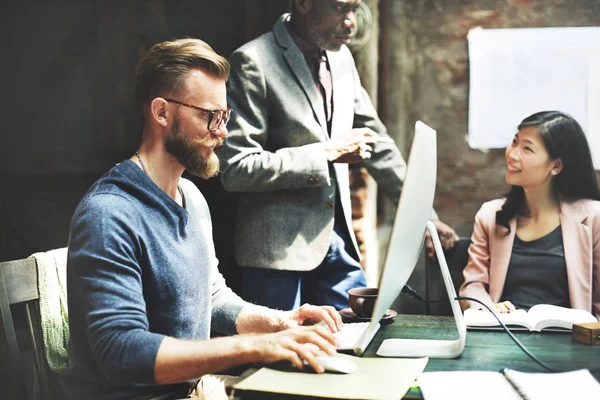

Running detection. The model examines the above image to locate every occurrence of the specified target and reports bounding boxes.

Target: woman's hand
[488,300,516,313]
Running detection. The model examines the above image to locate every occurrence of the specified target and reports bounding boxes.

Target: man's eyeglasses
[164,98,232,132]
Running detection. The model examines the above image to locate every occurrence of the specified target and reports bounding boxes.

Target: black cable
[455,296,557,372]
[401,285,600,374]
[401,284,447,304]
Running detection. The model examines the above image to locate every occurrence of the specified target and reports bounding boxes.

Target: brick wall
[380,0,600,237]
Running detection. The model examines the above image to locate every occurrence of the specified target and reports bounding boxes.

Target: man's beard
[165,117,220,179]
[308,28,338,51]
[307,22,351,52]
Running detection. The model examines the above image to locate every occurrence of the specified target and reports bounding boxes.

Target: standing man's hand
[424,220,460,261]
[324,128,378,164]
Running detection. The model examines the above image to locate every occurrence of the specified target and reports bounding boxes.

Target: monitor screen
[369,120,466,358]
[371,121,437,323]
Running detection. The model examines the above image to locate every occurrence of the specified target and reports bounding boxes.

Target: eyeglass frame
[164,98,232,132]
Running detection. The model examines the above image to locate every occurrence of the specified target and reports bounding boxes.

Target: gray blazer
[217,14,407,272]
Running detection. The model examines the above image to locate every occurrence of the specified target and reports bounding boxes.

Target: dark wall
[3,0,599,287]
[0,1,289,292]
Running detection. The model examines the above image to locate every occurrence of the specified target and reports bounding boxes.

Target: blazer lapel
[560,201,592,309]
[489,219,516,302]
[273,15,329,139]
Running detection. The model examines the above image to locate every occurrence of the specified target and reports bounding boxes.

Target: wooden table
[233,314,600,399]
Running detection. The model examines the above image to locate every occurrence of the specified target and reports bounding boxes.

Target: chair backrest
[426,237,471,316]
[0,256,65,400]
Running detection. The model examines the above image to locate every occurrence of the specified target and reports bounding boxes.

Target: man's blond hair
[135,38,229,110]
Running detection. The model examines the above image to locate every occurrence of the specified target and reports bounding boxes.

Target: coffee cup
[348,287,378,318]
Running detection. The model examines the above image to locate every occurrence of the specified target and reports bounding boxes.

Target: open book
[418,369,600,400]
[464,304,597,332]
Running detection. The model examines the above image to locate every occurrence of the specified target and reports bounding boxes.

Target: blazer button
[308,177,320,184]
[325,201,333,209]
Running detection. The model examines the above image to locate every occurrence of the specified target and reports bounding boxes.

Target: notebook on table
[418,368,600,400]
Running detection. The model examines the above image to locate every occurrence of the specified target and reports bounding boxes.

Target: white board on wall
[467,26,600,169]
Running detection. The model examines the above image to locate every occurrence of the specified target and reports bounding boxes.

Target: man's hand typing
[283,303,343,333]
[236,303,343,334]
[246,325,338,374]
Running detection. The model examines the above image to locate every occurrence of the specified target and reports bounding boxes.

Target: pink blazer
[459,198,600,319]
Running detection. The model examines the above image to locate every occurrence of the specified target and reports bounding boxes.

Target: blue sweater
[61,161,246,399]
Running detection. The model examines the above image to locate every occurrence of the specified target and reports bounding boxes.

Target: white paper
[588,51,600,169]
[418,371,521,400]
[467,27,600,169]
[505,368,600,399]
[418,369,600,400]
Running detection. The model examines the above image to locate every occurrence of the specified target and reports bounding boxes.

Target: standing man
[61,38,342,400]
[217,0,458,311]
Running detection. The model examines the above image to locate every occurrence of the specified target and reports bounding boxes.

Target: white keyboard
[334,322,370,350]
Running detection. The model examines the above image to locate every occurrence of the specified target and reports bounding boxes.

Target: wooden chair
[0,256,65,400]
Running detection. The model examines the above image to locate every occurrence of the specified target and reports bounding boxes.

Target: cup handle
[356,298,365,317]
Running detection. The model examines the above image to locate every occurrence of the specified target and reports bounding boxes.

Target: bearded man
[62,38,342,400]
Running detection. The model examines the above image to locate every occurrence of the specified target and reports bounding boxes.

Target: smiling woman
[504,126,561,190]
[459,111,600,320]
[498,111,600,232]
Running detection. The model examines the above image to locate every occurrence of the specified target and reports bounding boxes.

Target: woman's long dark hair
[496,111,600,232]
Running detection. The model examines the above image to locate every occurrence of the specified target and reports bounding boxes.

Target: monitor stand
[376,221,467,358]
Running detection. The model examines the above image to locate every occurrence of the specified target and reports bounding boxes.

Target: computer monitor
[367,121,466,358]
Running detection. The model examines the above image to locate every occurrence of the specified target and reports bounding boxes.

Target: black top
[501,225,570,310]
